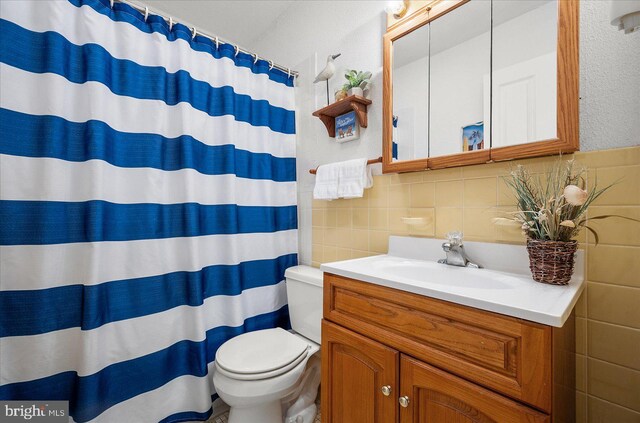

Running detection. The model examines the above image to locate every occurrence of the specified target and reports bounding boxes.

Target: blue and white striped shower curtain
[0,0,297,421]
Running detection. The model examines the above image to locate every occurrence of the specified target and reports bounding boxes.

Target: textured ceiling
[141,0,297,49]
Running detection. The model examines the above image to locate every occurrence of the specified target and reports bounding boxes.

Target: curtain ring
[169,17,173,32]
[234,45,240,57]
[269,60,274,71]
[214,37,219,50]
[110,0,114,8]
[287,68,291,78]
[253,54,258,65]
[144,6,149,22]
[191,27,197,40]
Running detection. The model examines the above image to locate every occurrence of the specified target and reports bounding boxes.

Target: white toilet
[212,265,323,423]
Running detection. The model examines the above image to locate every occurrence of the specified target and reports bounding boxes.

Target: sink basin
[371,259,517,290]
[320,236,585,327]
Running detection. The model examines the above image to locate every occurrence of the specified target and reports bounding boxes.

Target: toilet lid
[215,328,309,376]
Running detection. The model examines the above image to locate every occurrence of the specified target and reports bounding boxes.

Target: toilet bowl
[212,265,323,423]
[213,329,320,423]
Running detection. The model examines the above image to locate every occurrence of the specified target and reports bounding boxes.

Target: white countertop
[320,236,585,327]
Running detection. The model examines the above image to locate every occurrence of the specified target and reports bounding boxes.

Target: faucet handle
[445,231,463,245]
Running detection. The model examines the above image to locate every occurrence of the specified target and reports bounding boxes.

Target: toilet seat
[215,328,310,380]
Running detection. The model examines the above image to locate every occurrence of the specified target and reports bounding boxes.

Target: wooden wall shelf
[312,95,372,138]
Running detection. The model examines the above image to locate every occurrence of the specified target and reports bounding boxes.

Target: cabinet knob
[381,385,392,396]
[399,396,410,408]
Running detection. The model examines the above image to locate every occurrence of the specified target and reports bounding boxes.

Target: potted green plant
[343,69,372,97]
[498,159,636,285]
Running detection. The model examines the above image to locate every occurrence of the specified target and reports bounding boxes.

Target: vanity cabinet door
[399,355,549,423]
[322,320,399,423]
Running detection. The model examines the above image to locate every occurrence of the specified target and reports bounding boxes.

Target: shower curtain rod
[112,0,299,78]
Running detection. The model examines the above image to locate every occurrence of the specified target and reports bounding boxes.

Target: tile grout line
[587,355,640,374]
[585,393,640,415]
[584,170,591,423]
[585,317,640,332]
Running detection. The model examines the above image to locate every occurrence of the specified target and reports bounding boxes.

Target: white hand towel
[313,162,340,200]
[337,158,373,199]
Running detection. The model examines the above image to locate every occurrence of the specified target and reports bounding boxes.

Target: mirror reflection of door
[491,0,558,147]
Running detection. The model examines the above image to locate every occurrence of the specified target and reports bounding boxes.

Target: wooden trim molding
[428,149,491,170]
[382,0,580,174]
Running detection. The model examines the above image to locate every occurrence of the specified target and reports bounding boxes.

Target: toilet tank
[285,265,323,344]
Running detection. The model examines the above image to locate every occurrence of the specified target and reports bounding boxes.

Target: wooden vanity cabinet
[322,320,398,422]
[400,356,549,423]
[321,273,576,423]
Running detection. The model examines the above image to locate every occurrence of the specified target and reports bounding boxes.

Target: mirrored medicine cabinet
[382,0,579,173]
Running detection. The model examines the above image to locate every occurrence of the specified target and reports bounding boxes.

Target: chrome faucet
[437,232,482,268]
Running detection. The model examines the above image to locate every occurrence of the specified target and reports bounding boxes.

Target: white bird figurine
[313,53,341,83]
[314,53,341,105]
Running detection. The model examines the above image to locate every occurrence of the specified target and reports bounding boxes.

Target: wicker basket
[526,239,578,285]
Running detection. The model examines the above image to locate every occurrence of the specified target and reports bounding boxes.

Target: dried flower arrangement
[497,159,636,284]
[499,159,611,243]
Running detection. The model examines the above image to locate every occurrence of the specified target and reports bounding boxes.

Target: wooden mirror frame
[382,0,579,173]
